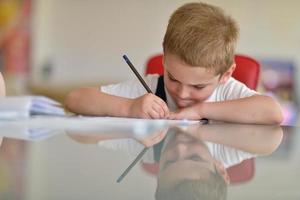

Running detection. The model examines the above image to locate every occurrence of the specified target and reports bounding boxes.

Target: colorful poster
[259,58,298,125]
[0,0,31,94]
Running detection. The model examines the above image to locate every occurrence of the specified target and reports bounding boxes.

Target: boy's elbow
[267,97,284,125]
[274,109,284,125]
[270,111,284,125]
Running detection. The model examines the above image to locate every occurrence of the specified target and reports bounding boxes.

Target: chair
[142,53,260,184]
[141,158,254,185]
[145,54,260,90]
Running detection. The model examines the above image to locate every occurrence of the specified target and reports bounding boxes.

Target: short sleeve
[100,74,160,99]
[220,77,258,101]
[206,142,256,168]
[98,139,155,162]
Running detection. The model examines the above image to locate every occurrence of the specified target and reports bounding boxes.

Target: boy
[65,2,283,124]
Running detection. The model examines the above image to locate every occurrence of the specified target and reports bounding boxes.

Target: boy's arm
[67,128,167,147]
[184,124,283,155]
[64,87,169,118]
[169,95,283,124]
[65,87,132,117]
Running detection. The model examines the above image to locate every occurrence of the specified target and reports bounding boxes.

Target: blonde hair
[156,171,227,200]
[163,2,239,75]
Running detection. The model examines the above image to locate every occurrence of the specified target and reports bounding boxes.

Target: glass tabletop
[0,116,299,200]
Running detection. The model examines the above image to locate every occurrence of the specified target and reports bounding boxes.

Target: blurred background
[1,1,300,199]
[0,0,299,124]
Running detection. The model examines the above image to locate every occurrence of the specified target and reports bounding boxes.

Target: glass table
[0,116,299,200]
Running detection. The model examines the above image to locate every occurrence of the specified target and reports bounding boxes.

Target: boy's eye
[188,154,203,161]
[194,85,205,90]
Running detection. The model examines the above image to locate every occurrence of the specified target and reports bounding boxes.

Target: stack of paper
[0,96,66,120]
[0,123,62,141]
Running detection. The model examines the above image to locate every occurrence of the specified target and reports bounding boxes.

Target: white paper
[0,96,66,120]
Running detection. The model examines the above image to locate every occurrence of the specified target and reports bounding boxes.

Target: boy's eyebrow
[167,71,177,81]
[166,71,211,87]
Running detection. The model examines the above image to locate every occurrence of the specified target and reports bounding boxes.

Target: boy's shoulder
[100,74,161,98]
[207,77,258,102]
[144,73,161,91]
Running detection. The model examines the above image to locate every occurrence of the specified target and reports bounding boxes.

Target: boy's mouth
[175,98,195,108]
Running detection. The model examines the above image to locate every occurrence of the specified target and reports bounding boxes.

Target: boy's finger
[152,101,166,118]
[149,109,162,119]
[161,103,170,118]
[154,96,169,109]
[168,112,177,119]
[154,99,169,117]
[152,103,165,118]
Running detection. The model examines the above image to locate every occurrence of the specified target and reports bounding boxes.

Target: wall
[31,0,300,94]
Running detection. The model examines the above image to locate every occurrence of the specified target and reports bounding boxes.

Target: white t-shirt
[97,138,255,168]
[101,74,257,112]
[99,75,257,167]
[205,142,255,168]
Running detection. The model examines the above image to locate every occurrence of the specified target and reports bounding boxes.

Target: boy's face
[163,54,232,108]
[158,130,228,186]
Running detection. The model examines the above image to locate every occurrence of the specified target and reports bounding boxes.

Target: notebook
[0,96,66,120]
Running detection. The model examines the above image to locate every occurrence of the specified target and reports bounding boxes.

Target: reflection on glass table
[1,116,298,200]
[67,122,283,200]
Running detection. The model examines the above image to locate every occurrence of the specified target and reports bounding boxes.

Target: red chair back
[141,158,255,185]
[145,54,260,90]
[233,55,260,90]
[145,54,164,75]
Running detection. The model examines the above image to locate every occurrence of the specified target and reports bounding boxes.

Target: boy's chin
[176,101,194,108]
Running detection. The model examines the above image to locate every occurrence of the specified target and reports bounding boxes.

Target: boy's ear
[219,63,236,84]
[162,54,167,74]
[215,160,230,185]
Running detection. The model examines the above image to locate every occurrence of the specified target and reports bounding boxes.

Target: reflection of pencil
[117,55,152,183]
[117,147,148,183]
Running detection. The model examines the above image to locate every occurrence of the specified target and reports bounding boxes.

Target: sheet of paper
[0,96,66,120]
[0,116,202,141]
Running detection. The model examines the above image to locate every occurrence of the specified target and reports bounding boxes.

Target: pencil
[123,55,153,93]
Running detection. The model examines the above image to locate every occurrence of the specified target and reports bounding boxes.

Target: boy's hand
[168,104,202,120]
[129,93,169,119]
[136,128,168,147]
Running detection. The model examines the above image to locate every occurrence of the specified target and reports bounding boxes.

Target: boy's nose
[177,85,190,99]
[174,143,188,160]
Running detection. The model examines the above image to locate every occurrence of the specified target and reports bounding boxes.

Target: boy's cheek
[165,82,177,94]
[166,82,214,103]
[193,86,217,101]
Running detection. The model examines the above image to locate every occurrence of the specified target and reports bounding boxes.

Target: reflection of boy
[65,2,282,124]
[156,128,232,200]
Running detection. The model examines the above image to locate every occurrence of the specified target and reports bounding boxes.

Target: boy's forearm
[187,124,283,154]
[65,87,132,117]
[200,95,283,124]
